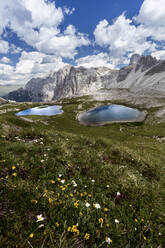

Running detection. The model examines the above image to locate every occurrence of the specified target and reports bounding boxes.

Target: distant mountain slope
[4,54,165,102]
[0,97,8,104]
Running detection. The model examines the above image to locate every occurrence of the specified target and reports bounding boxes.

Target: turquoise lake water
[16,105,64,116]
[78,105,145,126]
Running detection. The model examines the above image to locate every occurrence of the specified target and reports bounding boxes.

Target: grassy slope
[0,97,165,248]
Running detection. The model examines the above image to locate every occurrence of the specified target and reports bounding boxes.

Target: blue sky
[0,0,165,85]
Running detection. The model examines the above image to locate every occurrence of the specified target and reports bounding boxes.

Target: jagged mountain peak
[129,53,159,72]
[4,54,165,102]
[129,54,141,65]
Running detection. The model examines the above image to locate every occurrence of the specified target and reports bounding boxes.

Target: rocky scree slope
[5,54,165,102]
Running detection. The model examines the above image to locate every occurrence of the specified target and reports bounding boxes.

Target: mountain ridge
[4,54,165,102]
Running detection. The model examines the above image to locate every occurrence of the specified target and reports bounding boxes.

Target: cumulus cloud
[135,0,165,41]
[0,63,14,82]
[36,25,90,58]
[76,53,116,69]
[0,56,10,64]
[94,0,165,66]
[0,40,9,53]
[135,0,165,27]
[0,0,89,58]
[94,14,156,64]
[0,51,68,85]
[10,44,22,54]
[151,50,165,60]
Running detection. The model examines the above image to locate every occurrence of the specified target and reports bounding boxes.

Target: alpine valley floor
[0,95,165,247]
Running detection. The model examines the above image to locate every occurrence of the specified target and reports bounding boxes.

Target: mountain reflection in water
[16,105,63,116]
[78,105,145,126]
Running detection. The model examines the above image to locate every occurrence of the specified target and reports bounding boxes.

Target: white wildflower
[36,214,44,222]
[38,224,44,228]
[94,203,101,209]
[85,202,90,208]
[106,237,112,244]
[72,180,77,187]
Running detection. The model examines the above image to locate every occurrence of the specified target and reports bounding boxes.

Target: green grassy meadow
[0,97,165,247]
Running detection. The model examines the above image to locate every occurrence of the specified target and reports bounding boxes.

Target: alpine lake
[16,105,64,116]
[16,104,146,126]
[78,104,146,126]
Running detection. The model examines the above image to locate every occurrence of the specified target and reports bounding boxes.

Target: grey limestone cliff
[4,54,165,102]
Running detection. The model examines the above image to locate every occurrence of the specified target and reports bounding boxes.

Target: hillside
[0,96,165,247]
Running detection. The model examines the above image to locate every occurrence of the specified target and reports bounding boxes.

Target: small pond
[16,105,64,116]
[78,105,146,126]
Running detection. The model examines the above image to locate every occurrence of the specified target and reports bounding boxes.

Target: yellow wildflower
[143,236,147,240]
[135,218,138,223]
[106,224,110,228]
[69,225,80,235]
[104,208,108,212]
[48,198,53,204]
[50,180,55,184]
[84,233,90,240]
[60,186,66,191]
[29,233,34,238]
[74,201,79,208]
[12,166,16,170]
[70,193,73,197]
[79,212,83,216]
[98,218,104,224]
[31,200,38,204]
[12,173,17,177]
[56,222,59,227]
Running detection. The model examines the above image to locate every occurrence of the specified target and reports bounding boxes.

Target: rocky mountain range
[4,54,165,102]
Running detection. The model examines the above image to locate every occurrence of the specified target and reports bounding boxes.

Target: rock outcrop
[0,97,8,104]
[4,54,165,102]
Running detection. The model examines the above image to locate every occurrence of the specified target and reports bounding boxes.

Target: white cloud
[135,0,165,27]
[0,56,10,64]
[15,51,67,75]
[76,53,115,68]
[135,0,165,41]
[0,40,9,53]
[10,44,22,54]
[94,14,156,64]
[0,63,14,81]
[0,0,89,59]
[64,7,75,15]
[36,25,90,58]
[151,50,165,60]
[94,0,165,65]
[1,51,67,85]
